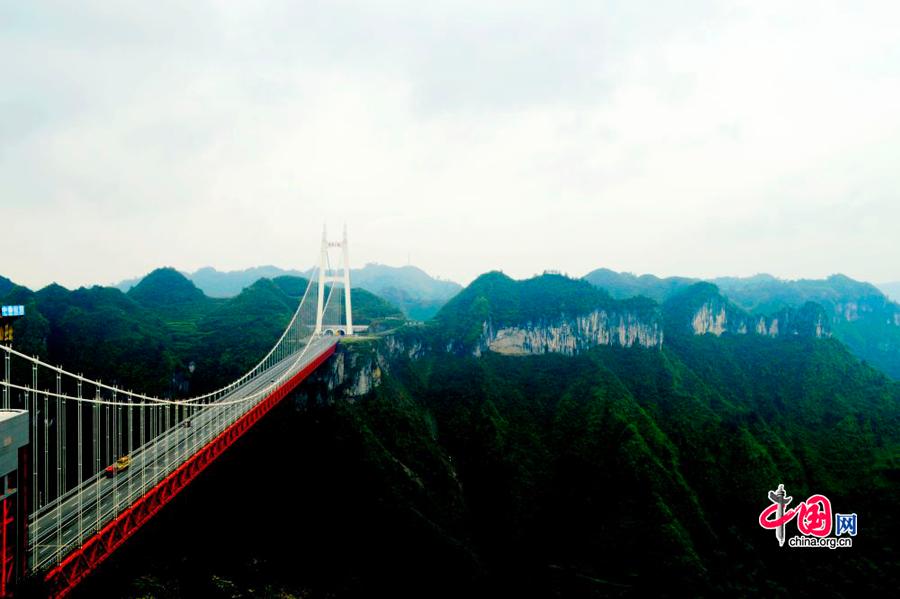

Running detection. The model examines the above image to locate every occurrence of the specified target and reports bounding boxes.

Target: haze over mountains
[116,263,462,321]
[11,262,900,380]
[880,281,900,302]
[584,268,900,379]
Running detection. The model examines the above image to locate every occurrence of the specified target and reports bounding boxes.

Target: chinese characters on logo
[835,513,858,537]
[758,484,855,548]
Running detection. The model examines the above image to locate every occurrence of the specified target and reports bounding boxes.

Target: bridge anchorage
[0,227,355,598]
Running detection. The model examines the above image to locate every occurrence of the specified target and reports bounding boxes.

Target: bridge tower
[315,225,354,336]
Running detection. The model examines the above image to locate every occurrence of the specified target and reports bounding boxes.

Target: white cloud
[1,1,898,289]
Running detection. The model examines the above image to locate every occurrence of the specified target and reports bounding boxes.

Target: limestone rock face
[687,299,830,339]
[381,333,425,360]
[691,303,728,336]
[295,345,384,406]
[476,308,663,357]
[328,349,379,397]
[836,301,860,322]
[831,295,900,331]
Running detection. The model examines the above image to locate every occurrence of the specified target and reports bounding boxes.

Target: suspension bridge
[0,227,357,597]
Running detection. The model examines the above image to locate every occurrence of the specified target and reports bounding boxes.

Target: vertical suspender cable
[93,391,100,536]
[60,372,66,500]
[105,402,110,520]
[179,403,184,464]
[139,401,145,496]
[111,390,117,519]
[128,394,133,502]
[4,243,324,574]
[164,406,169,472]
[151,405,157,478]
[29,362,37,568]
[55,371,62,564]
[43,392,48,511]
[77,379,83,546]
[175,403,179,467]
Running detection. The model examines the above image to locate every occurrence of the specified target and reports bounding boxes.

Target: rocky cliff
[293,343,385,405]
[475,308,663,356]
[689,302,829,339]
[431,271,665,357]
[308,277,841,404]
[833,296,900,327]
[667,283,831,340]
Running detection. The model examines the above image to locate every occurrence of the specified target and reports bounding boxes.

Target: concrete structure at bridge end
[0,410,28,597]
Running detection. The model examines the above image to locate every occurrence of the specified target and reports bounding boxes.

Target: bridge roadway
[30,336,337,572]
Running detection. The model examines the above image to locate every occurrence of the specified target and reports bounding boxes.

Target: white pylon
[315,224,354,336]
[341,224,354,334]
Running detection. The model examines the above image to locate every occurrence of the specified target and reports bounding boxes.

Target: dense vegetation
[346,335,898,596]
[582,267,696,302]
[5,269,897,597]
[0,269,402,395]
[69,332,899,598]
[434,272,658,348]
[0,274,14,298]
[659,281,831,340]
[584,269,900,379]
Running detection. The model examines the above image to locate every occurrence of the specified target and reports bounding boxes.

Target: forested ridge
[4,270,896,598]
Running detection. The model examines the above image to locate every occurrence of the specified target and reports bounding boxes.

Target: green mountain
[582,267,695,302]
[1,270,403,395]
[71,270,899,598]
[126,268,224,352]
[583,268,892,310]
[714,272,884,312]
[323,273,896,595]
[271,275,312,298]
[188,278,299,391]
[584,269,900,379]
[662,281,831,339]
[269,274,401,323]
[335,336,898,596]
[128,267,207,306]
[182,265,307,298]
[433,271,661,352]
[0,275,14,298]
[351,263,462,320]
[117,263,461,321]
[1,282,177,393]
[437,271,615,328]
[427,272,829,359]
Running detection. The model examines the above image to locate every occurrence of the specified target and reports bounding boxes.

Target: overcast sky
[2,1,899,290]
